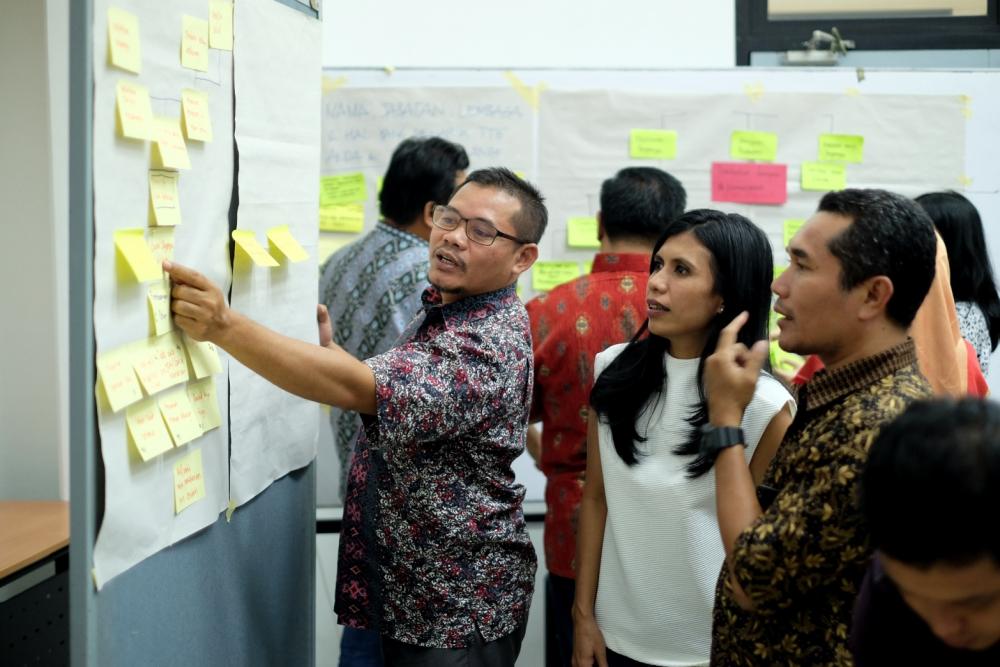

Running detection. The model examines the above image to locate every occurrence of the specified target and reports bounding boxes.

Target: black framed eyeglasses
[432,205,533,247]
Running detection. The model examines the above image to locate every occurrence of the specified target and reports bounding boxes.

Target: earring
[718,305,725,314]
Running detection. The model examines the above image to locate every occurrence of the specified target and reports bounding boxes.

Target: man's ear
[511,243,539,277]
[858,275,894,321]
[421,201,435,229]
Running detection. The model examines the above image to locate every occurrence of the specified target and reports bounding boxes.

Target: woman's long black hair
[589,209,773,477]
[916,191,1000,351]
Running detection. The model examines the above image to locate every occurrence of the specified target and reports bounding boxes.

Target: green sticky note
[782,220,805,247]
[801,162,847,192]
[730,130,778,161]
[319,203,364,233]
[818,134,864,163]
[532,261,581,292]
[567,216,600,249]
[376,176,384,195]
[320,173,367,207]
[770,340,804,376]
[629,129,677,159]
[773,264,787,280]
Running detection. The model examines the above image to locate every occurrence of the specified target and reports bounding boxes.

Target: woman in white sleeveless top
[572,210,794,667]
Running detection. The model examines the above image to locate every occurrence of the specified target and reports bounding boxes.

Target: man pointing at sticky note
[165,168,545,666]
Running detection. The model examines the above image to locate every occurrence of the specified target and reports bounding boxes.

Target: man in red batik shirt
[525,167,686,667]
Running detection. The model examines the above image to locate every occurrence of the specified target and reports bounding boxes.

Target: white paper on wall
[229,0,322,507]
[92,0,233,588]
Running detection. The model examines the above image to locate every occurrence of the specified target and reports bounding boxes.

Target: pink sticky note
[711,162,788,205]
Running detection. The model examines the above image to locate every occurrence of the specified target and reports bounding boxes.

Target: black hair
[458,167,548,243]
[818,189,936,328]
[862,398,1000,567]
[379,137,469,226]
[599,167,686,243]
[589,209,773,476]
[916,191,1000,351]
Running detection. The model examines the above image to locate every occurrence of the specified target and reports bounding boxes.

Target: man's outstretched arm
[165,260,376,414]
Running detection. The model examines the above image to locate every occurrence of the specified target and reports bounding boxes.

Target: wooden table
[0,500,69,580]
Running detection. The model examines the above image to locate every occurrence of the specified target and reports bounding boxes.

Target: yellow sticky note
[183,336,223,379]
[96,345,144,412]
[181,89,212,142]
[232,230,279,267]
[320,173,367,207]
[730,130,778,162]
[818,134,864,163]
[146,227,175,266]
[180,16,209,73]
[149,170,181,226]
[131,332,190,396]
[187,377,222,433]
[208,1,234,51]
[801,162,847,192]
[115,229,163,283]
[319,234,355,264]
[116,80,154,140]
[783,219,805,247]
[126,397,174,461]
[567,217,600,249]
[532,261,581,292]
[319,204,365,233]
[267,225,309,263]
[158,387,202,447]
[107,7,142,74]
[174,449,206,513]
[629,129,677,160]
[153,117,191,170]
[147,284,173,336]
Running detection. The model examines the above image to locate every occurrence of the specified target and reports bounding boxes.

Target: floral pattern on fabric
[710,339,932,667]
[524,252,650,578]
[335,285,537,648]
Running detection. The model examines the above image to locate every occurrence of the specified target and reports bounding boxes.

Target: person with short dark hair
[166,167,547,666]
[916,191,1000,374]
[318,136,469,666]
[852,398,1000,665]
[573,210,793,667]
[524,167,685,667]
[704,189,937,666]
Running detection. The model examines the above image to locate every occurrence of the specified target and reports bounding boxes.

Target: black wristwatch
[699,424,746,458]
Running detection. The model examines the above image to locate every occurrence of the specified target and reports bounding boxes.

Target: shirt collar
[802,338,918,411]
[590,252,650,274]
[420,284,520,329]
[376,220,429,245]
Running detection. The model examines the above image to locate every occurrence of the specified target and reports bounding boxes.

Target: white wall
[0,0,67,501]
[322,0,736,69]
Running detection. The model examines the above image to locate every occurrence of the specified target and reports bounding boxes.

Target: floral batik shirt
[524,252,649,579]
[319,221,429,503]
[335,285,538,648]
[710,339,931,667]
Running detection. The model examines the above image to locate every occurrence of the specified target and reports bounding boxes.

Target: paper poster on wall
[229,0,321,508]
[91,0,233,589]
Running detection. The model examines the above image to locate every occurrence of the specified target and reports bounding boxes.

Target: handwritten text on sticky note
[629,129,677,160]
[149,170,181,226]
[532,261,582,292]
[320,173,367,207]
[187,377,222,433]
[209,1,234,50]
[116,81,154,140]
[97,346,144,412]
[158,387,202,447]
[730,130,778,162]
[567,217,600,249]
[818,134,864,163]
[782,219,805,247]
[174,449,206,513]
[711,162,787,205]
[801,162,847,192]
[108,7,142,74]
[183,336,223,379]
[147,284,173,336]
[181,16,209,72]
[153,117,191,170]
[126,397,174,461]
[181,89,212,142]
[131,332,190,396]
[319,204,365,233]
